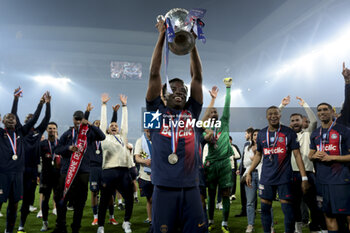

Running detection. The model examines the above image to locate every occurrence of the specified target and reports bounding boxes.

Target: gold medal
[12,154,18,161]
[168,153,178,165]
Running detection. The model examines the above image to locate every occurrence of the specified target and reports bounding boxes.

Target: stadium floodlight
[275,24,350,76]
[34,75,72,86]
[231,89,242,95]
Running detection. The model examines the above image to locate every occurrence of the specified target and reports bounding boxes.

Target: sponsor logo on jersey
[263,147,285,155]
[317,144,338,152]
[160,124,194,138]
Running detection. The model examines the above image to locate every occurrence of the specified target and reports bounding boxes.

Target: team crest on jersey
[160,225,168,233]
[331,134,338,139]
[278,137,284,142]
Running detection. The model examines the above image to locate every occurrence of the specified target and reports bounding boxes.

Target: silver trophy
[157,8,195,55]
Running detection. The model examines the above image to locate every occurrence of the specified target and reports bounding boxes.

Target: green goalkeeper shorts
[204,158,233,190]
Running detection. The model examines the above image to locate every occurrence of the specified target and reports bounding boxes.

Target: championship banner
[62,124,89,199]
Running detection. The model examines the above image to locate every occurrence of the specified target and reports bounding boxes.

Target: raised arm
[100,93,111,134]
[146,20,166,102]
[296,96,317,132]
[21,93,45,135]
[201,86,218,122]
[220,78,232,123]
[119,94,128,142]
[36,92,51,134]
[337,62,350,126]
[279,95,290,111]
[190,46,203,104]
[111,104,120,123]
[84,103,94,121]
[11,87,23,127]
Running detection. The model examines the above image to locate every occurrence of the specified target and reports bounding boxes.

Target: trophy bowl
[164,8,195,55]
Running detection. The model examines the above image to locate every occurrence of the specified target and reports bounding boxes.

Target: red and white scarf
[62,124,89,199]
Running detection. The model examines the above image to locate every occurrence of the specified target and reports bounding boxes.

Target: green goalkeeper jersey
[205,87,233,163]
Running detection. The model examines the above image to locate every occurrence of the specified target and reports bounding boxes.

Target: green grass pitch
[0,178,311,233]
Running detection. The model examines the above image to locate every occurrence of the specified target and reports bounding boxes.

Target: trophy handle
[156,15,165,22]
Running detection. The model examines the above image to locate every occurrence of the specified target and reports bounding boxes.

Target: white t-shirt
[134,137,151,181]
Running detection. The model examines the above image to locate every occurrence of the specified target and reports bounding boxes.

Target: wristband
[301,176,308,181]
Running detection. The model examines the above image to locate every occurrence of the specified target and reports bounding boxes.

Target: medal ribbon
[170,111,184,154]
[72,128,78,145]
[186,8,207,43]
[62,124,89,200]
[319,120,335,152]
[6,130,17,156]
[164,18,175,94]
[48,139,58,163]
[266,125,281,161]
[144,133,152,158]
[142,133,152,174]
[113,135,124,147]
[193,19,206,43]
[95,141,101,150]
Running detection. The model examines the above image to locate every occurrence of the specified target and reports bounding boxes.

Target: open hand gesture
[86,103,94,112]
[101,93,111,104]
[112,104,120,112]
[281,95,290,106]
[342,62,350,83]
[120,94,127,106]
[296,96,304,106]
[209,86,219,99]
